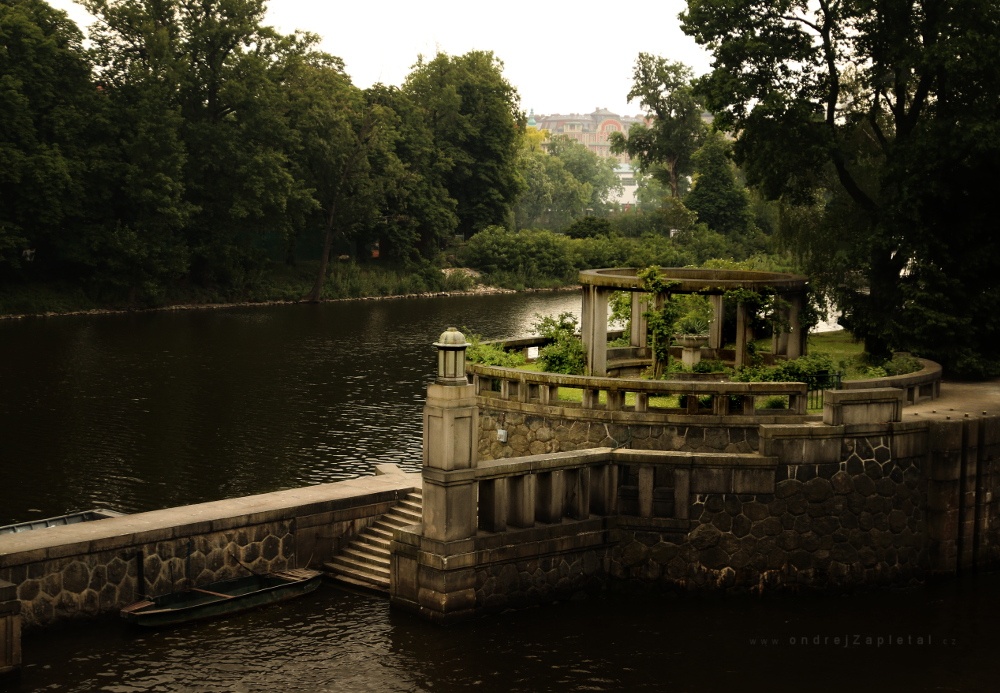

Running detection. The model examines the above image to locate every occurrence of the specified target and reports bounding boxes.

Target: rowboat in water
[120,568,323,627]
[0,508,124,535]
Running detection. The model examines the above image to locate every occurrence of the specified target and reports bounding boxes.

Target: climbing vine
[638,267,681,378]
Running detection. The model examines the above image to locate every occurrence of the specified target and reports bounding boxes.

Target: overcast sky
[48,0,713,117]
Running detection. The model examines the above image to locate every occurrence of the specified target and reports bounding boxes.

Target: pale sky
[47,0,712,118]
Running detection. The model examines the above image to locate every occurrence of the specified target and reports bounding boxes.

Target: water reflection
[15,572,1000,692]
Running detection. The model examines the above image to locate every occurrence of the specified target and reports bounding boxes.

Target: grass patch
[807,329,864,362]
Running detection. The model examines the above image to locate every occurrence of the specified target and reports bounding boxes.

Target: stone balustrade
[839,358,942,404]
[471,364,810,421]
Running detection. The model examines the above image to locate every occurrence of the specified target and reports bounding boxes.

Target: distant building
[612,163,639,211]
[529,108,650,211]
[531,108,648,162]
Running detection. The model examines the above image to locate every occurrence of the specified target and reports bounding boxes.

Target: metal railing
[803,373,843,410]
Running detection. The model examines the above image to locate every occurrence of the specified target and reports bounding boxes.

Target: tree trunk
[306,201,338,303]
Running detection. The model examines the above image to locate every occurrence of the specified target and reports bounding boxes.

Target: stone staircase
[324,490,422,593]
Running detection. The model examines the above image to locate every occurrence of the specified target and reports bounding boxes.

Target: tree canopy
[682,0,1000,376]
[404,51,524,239]
[609,54,706,199]
[1,3,532,306]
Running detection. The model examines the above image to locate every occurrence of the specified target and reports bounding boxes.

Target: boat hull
[120,569,322,627]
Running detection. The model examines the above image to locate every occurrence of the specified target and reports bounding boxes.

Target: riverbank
[0,279,577,322]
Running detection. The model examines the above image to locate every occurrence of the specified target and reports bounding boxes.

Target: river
[2,291,999,692]
[0,292,581,525]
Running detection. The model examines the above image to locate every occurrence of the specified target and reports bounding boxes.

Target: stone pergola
[579,267,810,376]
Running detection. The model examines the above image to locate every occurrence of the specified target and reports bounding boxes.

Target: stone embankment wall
[611,423,933,593]
[478,409,762,459]
[425,390,1000,617]
[0,470,419,629]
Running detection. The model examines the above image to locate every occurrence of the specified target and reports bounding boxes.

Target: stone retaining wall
[478,408,761,460]
[612,425,930,593]
[0,471,419,629]
[440,413,1000,615]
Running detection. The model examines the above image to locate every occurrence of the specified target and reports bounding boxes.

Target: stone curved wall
[478,408,762,460]
[611,431,928,593]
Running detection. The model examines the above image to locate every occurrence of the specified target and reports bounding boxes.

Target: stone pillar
[735,302,750,368]
[390,328,479,622]
[709,294,724,350]
[0,580,21,678]
[787,293,806,358]
[583,285,609,376]
[630,292,649,350]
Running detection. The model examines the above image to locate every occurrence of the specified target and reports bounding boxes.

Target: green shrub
[692,359,729,374]
[534,312,586,375]
[733,353,837,383]
[465,333,527,368]
[565,216,614,239]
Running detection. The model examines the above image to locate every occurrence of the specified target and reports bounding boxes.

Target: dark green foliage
[533,312,586,375]
[684,131,752,237]
[0,0,99,270]
[565,216,614,239]
[682,0,1000,378]
[465,333,527,368]
[733,354,837,384]
[404,51,524,239]
[458,226,575,285]
[609,54,706,199]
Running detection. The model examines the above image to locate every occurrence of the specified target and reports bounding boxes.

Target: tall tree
[362,84,458,264]
[681,0,1000,375]
[0,0,97,272]
[404,51,525,238]
[83,0,315,291]
[513,143,590,230]
[609,54,706,198]
[684,130,751,237]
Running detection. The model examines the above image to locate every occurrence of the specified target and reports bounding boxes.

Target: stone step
[329,571,389,592]
[324,492,423,594]
[340,545,389,569]
[326,553,389,580]
[355,532,391,551]
[379,512,420,529]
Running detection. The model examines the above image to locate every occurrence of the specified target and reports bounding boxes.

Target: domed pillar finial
[433,327,469,385]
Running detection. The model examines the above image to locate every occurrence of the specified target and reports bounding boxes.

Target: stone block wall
[478,409,761,460]
[474,548,609,611]
[607,420,994,594]
[0,472,420,629]
[6,522,295,628]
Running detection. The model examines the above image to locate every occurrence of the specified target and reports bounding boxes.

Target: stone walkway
[904,378,1000,419]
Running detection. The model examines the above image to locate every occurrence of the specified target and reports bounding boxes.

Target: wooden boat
[120,568,322,627]
[0,508,125,535]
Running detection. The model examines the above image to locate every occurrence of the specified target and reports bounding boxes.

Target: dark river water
[0,292,580,524]
[2,291,1000,692]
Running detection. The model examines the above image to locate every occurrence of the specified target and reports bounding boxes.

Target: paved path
[904,378,1000,419]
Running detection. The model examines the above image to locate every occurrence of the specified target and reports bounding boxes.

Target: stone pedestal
[0,580,21,677]
[676,335,708,369]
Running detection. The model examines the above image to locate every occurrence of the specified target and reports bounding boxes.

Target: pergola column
[629,292,649,350]
[770,292,807,359]
[788,293,806,358]
[582,285,609,376]
[709,294,724,350]
[735,301,750,368]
